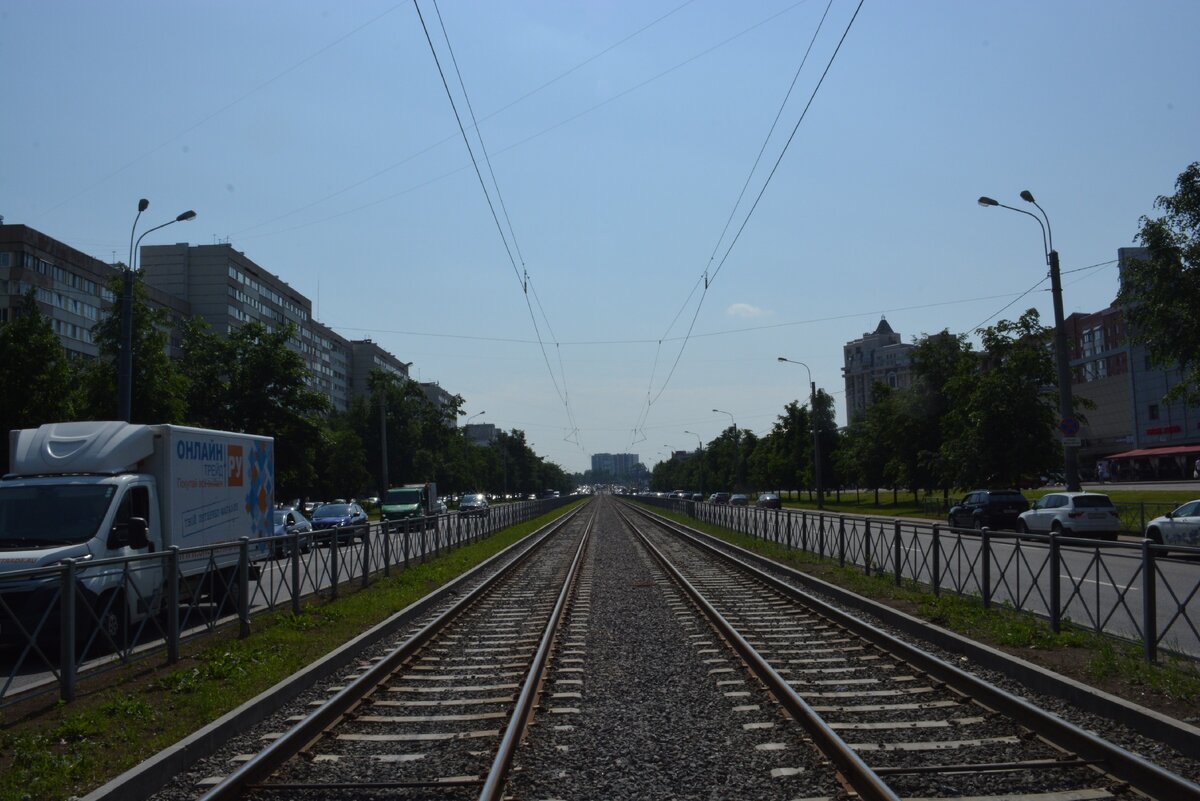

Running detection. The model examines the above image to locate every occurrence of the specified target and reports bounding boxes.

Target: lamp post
[466,410,486,426]
[978,192,1080,491]
[712,408,740,490]
[119,199,150,422]
[777,357,824,509]
[118,208,196,422]
[683,429,704,495]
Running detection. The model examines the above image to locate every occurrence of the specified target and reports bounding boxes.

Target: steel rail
[196,503,588,801]
[614,505,902,801]
[626,500,1200,801]
[478,511,593,801]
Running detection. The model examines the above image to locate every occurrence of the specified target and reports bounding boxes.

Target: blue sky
[2,1,1197,474]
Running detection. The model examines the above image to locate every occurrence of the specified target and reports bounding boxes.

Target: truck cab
[380,483,437,528]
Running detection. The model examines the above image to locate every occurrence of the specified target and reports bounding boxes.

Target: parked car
[756,492,781,509]
[458,493,490,517]
[691,493,704,501]
[1017,492,1120,539]
[271,508,313,557]
[311,501,369,542]
[729,494,749,506]
[708,492,730,504]
[947,489,1030,530]
[435,498,449,514]
[1144,500,1200,549]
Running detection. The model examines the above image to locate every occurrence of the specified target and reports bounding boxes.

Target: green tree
[179,319,330,498]
[1118,161,1200,402]
[79,273,186,423]
[0,291,79,468]
[941,310,1060,488]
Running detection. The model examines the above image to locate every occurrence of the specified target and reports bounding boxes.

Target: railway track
[192,502,593,800]
[619,499,1200,801]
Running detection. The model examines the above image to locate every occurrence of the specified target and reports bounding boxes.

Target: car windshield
[274,510,291,524]
[385,489,421,505]
[463,494,484,503]
[1073,496,1114,508]
[990,492,1025,501]
[314,503,350,516]
[0,484,117,547]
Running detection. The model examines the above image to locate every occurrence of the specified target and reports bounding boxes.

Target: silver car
[1145,500,1200,548]
[1017,492,1120,539]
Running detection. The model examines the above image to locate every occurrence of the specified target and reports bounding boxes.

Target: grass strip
[0,501,583,801]
[641,503,1200,709]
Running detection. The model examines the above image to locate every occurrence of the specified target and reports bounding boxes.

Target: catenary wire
[415,0,579,448]
[233,0,816,245]
[628,0,865,448]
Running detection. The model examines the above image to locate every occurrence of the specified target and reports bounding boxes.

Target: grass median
[0,500,584,801]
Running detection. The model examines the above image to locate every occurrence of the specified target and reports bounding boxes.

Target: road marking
[1061,575,1136,592]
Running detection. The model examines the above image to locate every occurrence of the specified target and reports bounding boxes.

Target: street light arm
[133,211,198,272]
[1023,194,1054,254]
[978,197,1049,265]
[128,199,149,272]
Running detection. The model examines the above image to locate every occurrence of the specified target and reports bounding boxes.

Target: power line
[628,0,865,448]
[414,0,581,450]
[233,0,816,245]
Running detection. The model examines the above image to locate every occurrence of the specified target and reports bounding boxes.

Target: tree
[941,310,1060,488]
[1118,162,1200,402]
[0,291,79,468]
[179,319,330,498]
[79,273,186,423]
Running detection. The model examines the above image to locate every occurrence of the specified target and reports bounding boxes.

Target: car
[1017,492,1120,539]
[1144,500,1200,549]
[729,494,749,506]
[708,492,730,504]
[435,498,449,514]
[458,493,490,517]
[691,493,704,501]
[271,508,313,556]
[947,489,1030,530]
[310,501,369,542]
[756,492,781,509]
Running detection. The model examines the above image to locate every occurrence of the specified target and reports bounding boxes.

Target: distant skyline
[3,1,1197,473]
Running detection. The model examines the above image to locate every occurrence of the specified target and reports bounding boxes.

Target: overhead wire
[415,0,581,450]
[627,0,865,449]
[233,0,816,245]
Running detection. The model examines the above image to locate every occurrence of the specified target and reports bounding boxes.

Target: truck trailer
[0,421,274,645]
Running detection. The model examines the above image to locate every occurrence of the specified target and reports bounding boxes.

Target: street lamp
[118,206,196,422]
[119,199,149,423]
[466,410,486,425]
[683,429,705,495]
[712,408,740,490]
[978,191,1080,491]
[777,357,824,509]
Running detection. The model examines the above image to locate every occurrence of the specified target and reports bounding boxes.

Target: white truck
[0,421,274,645]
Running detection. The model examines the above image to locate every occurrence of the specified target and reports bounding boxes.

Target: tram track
[619,499,1200,801]
[188,502,593,800]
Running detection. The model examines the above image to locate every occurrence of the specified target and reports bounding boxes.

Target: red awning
[1104,445,1200,460]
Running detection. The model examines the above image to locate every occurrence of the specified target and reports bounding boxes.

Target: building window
[1149,404,1160,421]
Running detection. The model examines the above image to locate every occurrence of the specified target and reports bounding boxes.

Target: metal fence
[638,497,1200,664]
[0,497,574,708]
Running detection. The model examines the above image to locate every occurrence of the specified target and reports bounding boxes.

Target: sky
[2,1,1198,475]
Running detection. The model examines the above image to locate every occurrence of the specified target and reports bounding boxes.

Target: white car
[1144,500,1200,549]
[1017,492,1120,540]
